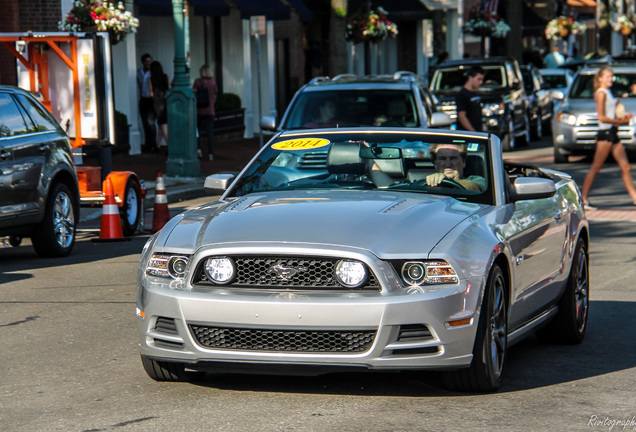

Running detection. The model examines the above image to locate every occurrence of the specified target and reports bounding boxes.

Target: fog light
[205,257,235,284]
[335,260,367,287]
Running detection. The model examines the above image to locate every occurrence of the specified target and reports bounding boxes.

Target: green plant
[215,93,242,111]
[115,109,128,126]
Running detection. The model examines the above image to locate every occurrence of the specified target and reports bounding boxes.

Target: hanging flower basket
[345,6,398,44]
[545,16,586,40]
[464,8,510,39]
[611,14,636,36]
[58,0,139,44]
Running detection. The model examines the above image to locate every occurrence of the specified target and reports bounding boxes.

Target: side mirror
[551,89,565,101]
[510,177,556,202]
[260,116,277,132]
[204,173,236,195]
[430,112,453,128]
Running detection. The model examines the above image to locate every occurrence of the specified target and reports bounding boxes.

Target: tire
[501,119,516,152]
[141,355,204,382]
[31,182,78,258]
[443,265,507,392]
[536,238,589,345]
[120,178,141,236]
[554,146,568,163]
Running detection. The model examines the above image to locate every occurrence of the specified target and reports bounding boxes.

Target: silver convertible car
[137,128,589,392]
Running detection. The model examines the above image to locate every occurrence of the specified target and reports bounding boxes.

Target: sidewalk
[79,135,262,222]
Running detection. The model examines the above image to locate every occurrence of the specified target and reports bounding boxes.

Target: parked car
[520,64,553,140]
[430,57,530,152]
[137,127,589,392]
[260,72,452,132]
[552,65,636,162]
[0,85,80,257]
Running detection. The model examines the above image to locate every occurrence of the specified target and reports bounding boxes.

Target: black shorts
[597,127,620,144]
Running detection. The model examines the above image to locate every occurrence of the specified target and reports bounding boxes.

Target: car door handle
[39,144,50,152]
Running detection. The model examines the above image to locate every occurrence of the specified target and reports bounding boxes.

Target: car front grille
[571,114,636,145]
[193,256,381,290]
[189,325,376,353]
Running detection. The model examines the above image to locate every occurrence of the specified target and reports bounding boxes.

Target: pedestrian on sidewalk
[456,65,484,132]
[581,66,636,209]
[137,53,156,153]
[193,65,218,161]
[149,61,171,153]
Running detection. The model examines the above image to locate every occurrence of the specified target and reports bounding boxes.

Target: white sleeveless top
[596,88,616,130]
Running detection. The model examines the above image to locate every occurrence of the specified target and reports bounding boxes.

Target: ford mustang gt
[137,128,589,392]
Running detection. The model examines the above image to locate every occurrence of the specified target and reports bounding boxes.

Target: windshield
[280,89,421,130]
[431,66,508,92]
[229,132,493,205]
[569,72,636,98]
[542,74,568,89]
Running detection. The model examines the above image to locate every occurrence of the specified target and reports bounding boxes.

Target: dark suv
[261,72,452,132]
[430,57,530,151]
[0,85,80,257]
[520,64,553,140]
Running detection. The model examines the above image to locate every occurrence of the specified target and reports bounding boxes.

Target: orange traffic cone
[92,177,128,242]
[150,171,171,232]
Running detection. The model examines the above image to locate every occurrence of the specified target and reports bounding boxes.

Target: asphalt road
[1,135,636,432]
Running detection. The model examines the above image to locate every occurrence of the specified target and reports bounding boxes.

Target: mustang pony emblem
[269,264,307,280]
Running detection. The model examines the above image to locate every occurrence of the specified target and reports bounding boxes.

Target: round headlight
[402,262,426,285]
[168,256,189,279]
[205,257,235,284]
[335,260,367,287]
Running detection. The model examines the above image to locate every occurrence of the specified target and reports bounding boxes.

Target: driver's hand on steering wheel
[425,172,457,187]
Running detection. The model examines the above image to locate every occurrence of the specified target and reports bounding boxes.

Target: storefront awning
[135,0,230,17]
[231,0,290,20]
[135,0,309,21]
[348,0,433,20]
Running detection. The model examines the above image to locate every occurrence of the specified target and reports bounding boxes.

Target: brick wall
[0,0,62,85]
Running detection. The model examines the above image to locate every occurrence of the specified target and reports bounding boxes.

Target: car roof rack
[308,76,331,85]
[332,74,358,81]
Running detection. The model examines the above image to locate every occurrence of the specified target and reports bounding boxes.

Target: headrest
[327,142,366,175]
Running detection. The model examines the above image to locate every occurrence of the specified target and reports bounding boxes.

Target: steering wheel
[440,178,466,189]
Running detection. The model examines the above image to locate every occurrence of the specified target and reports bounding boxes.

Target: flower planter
[558,28,570,37]
[621,27,633,36]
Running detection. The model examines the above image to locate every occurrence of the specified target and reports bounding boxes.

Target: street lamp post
[166,0,199,177]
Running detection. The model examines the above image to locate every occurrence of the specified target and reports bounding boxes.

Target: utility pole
[166,0,199,177]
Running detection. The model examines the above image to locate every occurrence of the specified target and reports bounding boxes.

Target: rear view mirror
[551,89,565,100]
[260,116,277,131]
[204,173,236,195]
[359,146,402,159]
[431,112,453,128]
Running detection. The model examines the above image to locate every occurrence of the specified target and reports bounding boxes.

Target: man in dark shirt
[456,65,484,132]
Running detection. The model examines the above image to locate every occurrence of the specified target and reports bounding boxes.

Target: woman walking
[148,61,171,152]
[193,65,218,161]
[581,66,636,209]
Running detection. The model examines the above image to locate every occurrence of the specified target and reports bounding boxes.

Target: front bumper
[137,247,485,373]
[552,121,636,154]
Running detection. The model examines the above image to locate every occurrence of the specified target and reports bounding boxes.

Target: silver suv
[552,65,636,163]
[0,85,80,257]
[261,72,452,132]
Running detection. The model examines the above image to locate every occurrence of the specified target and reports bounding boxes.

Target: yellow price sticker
[271,138,330,151]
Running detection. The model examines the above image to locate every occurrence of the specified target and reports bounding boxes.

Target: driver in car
[426,143,486,192]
